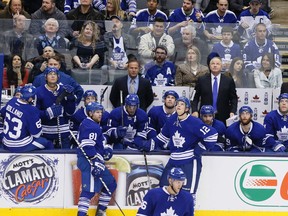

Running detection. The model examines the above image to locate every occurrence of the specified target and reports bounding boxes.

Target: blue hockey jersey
[36,84,76,140]
[137,187,194,216]
[130,9,168,29]
[2,98,42,150]
[145,61,176,86]
[264,109,288,148]
[211,41,242,64]
[153,114,218,165]
[226,121,267,152]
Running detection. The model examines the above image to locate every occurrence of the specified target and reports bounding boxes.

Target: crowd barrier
[0,150,287,216]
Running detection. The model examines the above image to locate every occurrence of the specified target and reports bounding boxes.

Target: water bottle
[244,92,248,105]
[264,92,268,105]
[253,108,258,121]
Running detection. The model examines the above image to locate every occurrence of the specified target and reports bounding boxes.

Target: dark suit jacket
[191,73,238,124]
[281,82,288,94]
[109,75,154,111]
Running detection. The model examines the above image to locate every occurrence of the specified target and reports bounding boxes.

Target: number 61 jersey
[154,114,218,165]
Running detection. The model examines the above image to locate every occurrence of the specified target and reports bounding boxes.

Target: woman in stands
[3,54,29,90]
[225,57,250,88]
[175,45,208,87]
[253,53,283,89]
[71,21,107,70]
[103,0,128,21]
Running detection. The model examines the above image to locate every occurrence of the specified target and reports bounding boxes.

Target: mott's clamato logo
[235,160,288,207]
[0,155,59,204]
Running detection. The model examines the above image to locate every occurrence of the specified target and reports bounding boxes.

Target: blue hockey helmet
[176,97,190,110]
[200,105,215,115]
[162,90,179,100]
[239,106,253,115]
[44,67,59,77]
[125,94,139,106]
[86,102,103,113]
[83,90,98,100]
[168,167,186,181]
[20,85,36,101]
[278,93,288,102]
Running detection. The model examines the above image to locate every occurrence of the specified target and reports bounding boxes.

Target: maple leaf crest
[126,124,136,139]
[160,207,178,216]
[172,131,185,148]
[154,73,167,86]
[276,126,288,141]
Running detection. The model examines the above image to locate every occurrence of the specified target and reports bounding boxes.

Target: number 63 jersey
[154,113,218,165]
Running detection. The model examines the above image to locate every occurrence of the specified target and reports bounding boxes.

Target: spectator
[226,105,268,152]
[173,24,208,65]
[33,55,84,105]
[147,90,179,139]
[130,0,168,36]
[199,105,226,151]
[29,0,69,38]
[211,26,241,72]
[225,57,255,88]
[191,53,238,125]
[34,18,67,55]
[26,46,67,82]
[168,0,204,38]
[94,0,137,18]
[0,0,30,31]
[203,0,237,41]
[109,58,154,111]
[71,21,107,69]
[253,53,282,89]
[144,45,176,86]
[35,67,77,149]
[1,85,54,152]
[66,0,104,38]
[138,17,174,65]
[103,0,128,21]
[238,0,271,43]
[106,94,148,149]
[175,45,208,87]
[3,54,30,90]
[264,93,288,152]
[1,14,35,62]
[243,23,280,71]
[102,15,136,82]
[136,97,218,205]
[137,167,194,216]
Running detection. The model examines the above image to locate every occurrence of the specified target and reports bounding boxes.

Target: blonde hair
[77,21,100,50]
[107,0,126,19]
[186,45,201,64]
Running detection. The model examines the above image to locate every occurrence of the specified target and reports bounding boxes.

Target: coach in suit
[191,53,238,124]
[109,59,154,111]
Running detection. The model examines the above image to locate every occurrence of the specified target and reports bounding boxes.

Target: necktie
[129,79,135,94]
[213,77,218,111]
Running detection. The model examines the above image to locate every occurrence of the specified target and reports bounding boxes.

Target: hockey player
[77,102,116,216]
[147,90,179,139]
[137,167,194,216]
[225,105,267,152]
[70,90,110,135]
[36,67,77,149]
[105,94,148,150]
[2,85,53,152]
[136,97,218,198]
[200,105,226,151]
[263,93,288,152]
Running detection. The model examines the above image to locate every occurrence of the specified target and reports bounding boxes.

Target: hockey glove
[63,84,74,94]
[273,142,286,152]
[46,104,63,119]
[242,136,253,151]
[91,158,105,178]
[123,138,137,149]
[103,145,113,161]
[136,139,155,152]
[116,126,127,139]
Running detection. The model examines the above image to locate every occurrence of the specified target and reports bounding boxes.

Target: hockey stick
[143,151,152,190]
[120,90,124,126]
[100,86,108,105]
[69,131,126,216]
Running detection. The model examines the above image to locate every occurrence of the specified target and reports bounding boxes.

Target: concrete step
[271,1,288,25]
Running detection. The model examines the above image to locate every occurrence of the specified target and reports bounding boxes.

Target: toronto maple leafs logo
[276,126,288,141]
[161,207,178,216]
[126,124,136,139]
[154,73,167,86]
[172,131,185,148]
